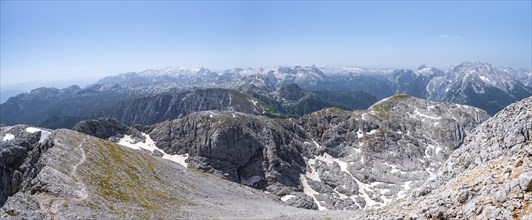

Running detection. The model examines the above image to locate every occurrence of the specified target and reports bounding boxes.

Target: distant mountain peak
[417,64,428,70]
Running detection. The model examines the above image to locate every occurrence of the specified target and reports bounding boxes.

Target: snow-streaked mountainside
[368,96,532,219]
[95,61,531,114]
[427,62,532,114]
[0,62,530,129]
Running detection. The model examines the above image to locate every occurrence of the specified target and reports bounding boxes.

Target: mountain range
[1,62,530,130]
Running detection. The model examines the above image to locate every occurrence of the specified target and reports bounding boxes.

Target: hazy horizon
[1,1,531,90]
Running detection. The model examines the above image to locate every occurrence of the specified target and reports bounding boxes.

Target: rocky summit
[295,94,489,210]
[366,96,532,219]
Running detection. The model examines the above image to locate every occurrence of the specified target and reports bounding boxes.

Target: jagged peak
[452,61,495,72]
[417,64,428,70]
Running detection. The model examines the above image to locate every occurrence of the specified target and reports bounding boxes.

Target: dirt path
[35,137,89,220]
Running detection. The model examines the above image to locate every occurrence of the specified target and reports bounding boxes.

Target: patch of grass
[389,94,411,100]
[326,107,351,114]
[189,168,212,177]
[373,105,392,119]
[81,138,194,218]
[2,208,17,216]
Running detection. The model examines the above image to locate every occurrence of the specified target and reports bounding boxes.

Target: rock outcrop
[293,94,489,210]
[73,118,142,141]
[369,96,532,219]
[148,111,314,198]
[0,126,53,207]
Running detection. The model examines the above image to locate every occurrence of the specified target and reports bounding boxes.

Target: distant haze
[1,1,531,89]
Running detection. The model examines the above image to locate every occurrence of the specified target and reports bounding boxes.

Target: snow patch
[396,181,412,199]
[316,153,349,172]
[25,127,42,133]
[163,154,189,168]
[118,133,189,168]
[251,99,258,107]
[479,75,493,84]
[300,175,327,211]
[368,129,378,135]
[25,127,51,144]
[412,109,441,120]
[357,129,364,138]
[435,146,443,154]
[311,139,322,149]
[3,133,14,141]
[281,195,296,202]
[313,152,387,208]
[305,158,321,181]
[383,162,406,174]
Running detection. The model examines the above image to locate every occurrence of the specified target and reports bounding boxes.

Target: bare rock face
[294,94,489,210]
[149,111,314,196]
[73,118,141,141]
[370,96,532,219]
[98,88,280,126]
[0,125,53,207]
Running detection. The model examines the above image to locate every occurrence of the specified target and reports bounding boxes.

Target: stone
[282,193,318,210]
[456,190,470,204]
[0,126,53,207]
[74,118,141,140]
[518,172,532,192]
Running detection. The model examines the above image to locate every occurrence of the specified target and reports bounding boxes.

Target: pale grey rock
[368,96,532,219]
[297,95,488,209]
[0,125,53,207]
[73,118,141,140]
[518,172,532,191]
[282,193,318,210]
[149,111,310,195]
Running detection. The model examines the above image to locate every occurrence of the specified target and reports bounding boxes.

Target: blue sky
[1,1,531,88]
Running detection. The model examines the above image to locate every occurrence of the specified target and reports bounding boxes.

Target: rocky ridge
[1,126,358,219]
[367,96,532,219]
[0,125,52,207]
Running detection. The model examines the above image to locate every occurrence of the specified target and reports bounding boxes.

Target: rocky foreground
[368,96,532,219]
[1,95,530,219]
[0,126,359,219]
